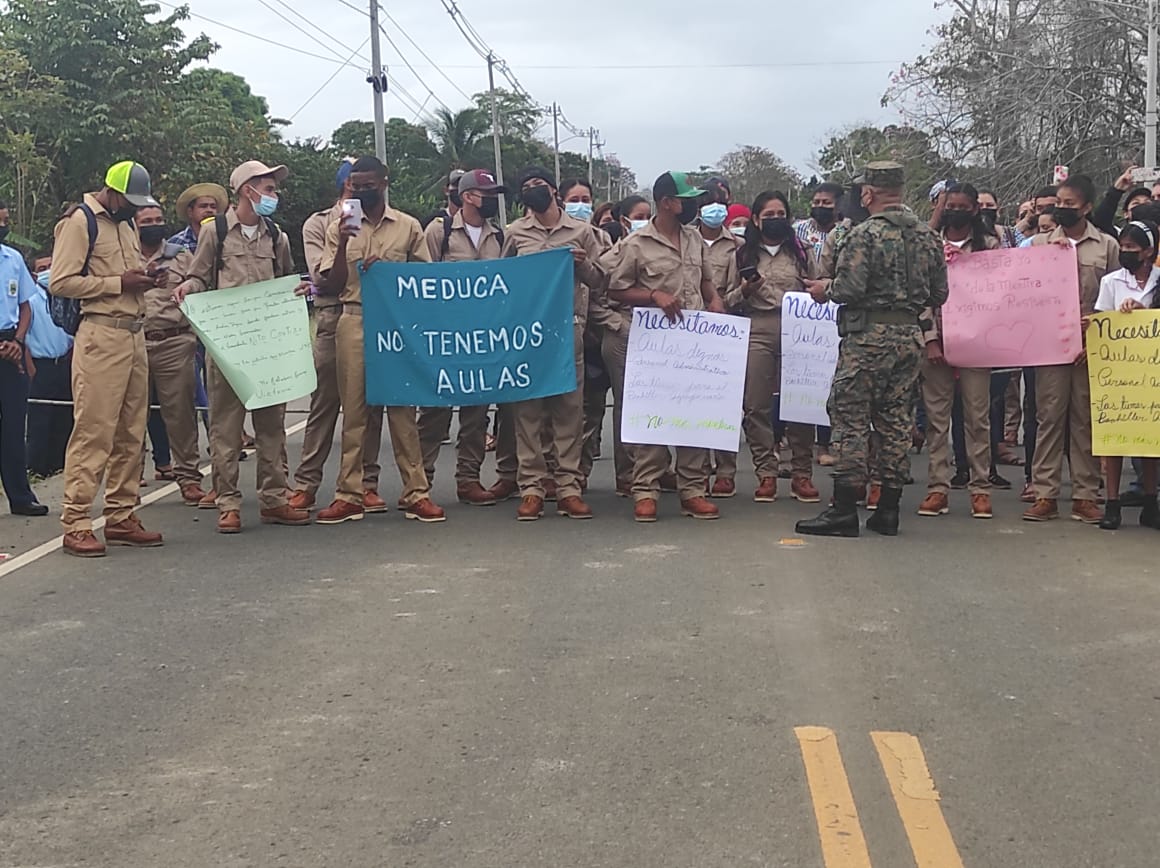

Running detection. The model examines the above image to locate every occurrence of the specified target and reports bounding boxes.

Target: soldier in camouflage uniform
[796,162,948,538]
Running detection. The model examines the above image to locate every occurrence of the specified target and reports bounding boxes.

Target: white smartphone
[341,198,363,230]
[1052,165,1069,185]
[1130,166,1160,185]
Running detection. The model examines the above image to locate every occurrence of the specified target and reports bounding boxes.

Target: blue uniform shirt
[25,273,74,359]
[0,243,36,330]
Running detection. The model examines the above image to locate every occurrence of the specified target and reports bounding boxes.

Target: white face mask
[729,225,747,238]
[763,244,781,258]
[629,219,649,233]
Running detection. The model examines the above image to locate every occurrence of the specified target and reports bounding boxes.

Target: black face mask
[1120,251,1145,272]
[678,198,700,225]
[979,208,998,228]
[112,205,137,223]
[0,226,9,246]
[449,191,463,209]
[941,210,973,230]
[760,217,792,242]
[810,206,835,226]
[354,189,383,211]
[1053,207,1082,228]
[603,221,623,243]
[139,225,168,247]
[522,185,554,214]
[477,197,499,220]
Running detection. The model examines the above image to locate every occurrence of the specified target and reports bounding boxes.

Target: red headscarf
[726,204,752,224]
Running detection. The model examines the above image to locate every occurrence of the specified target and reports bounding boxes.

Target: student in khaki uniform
[1024,174,1119,524]
[607,171,727,523]
[314,155,445,526]
[723,190,819,506]
[417,169,518,506]
[697,178,742,498]
[919,183,1000,520]
[172,160,310,534]
[501,166,606,521]
[599,196,653,498]
[289,161,385,512]
[140,193,221,508]
[51,161,166,557]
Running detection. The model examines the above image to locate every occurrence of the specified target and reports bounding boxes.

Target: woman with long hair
[723,191,819,504]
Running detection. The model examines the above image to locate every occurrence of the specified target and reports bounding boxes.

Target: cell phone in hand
[341,198,363,231]
[1053,165,1070,185]
[740,265,759,281]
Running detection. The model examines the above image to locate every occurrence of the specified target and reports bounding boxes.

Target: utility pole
[587,127,595,186]
[1148,0,1158,168]
[368,0,388,205]
[552,103,561,187]
[487,53,507,218]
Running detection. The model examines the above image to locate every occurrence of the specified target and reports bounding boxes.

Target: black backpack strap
[439,217,454,260]
[496,225,505,250]
[77,203,98,277]
[213,214,228,289]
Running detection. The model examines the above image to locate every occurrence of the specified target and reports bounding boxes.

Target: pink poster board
[942,245,1083,368]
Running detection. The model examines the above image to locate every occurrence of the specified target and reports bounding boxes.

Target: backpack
[49,203,110,335]
[212,214,283,287]
[440,216,504,260]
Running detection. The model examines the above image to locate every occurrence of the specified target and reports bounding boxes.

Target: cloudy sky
[182,0,948,183]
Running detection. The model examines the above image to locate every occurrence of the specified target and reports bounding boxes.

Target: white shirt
[464,222,483,249]
[1094,265,1160,312]
[240,222,260,240]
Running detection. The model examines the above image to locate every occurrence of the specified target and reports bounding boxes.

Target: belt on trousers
[145,325,192,341]
[32,353,71,365]
[84,313,145,333]
[864,310,918,325]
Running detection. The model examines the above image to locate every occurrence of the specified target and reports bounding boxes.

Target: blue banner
[361,247,576,407]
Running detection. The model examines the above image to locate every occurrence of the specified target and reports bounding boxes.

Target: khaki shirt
[724,244,814,312]
[182,208,295,293]
[143,247,192,331]
[49,192,144,318]
[320,206,430,304]
[501,211,606,325]
[700,228,740,296]
[303,204,341,305]
[426,211,504,263]
[607,219,713,312]
[1032,221,1120,314]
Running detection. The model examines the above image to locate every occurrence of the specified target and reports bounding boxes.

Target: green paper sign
[181,275,316,410]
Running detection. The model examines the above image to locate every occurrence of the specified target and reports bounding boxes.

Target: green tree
[427,107,490,174]
[473,88,541,140]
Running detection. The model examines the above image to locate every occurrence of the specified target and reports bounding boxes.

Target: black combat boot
[1099,500,1122,531]
[796,484,860,538]
[1140,495,1160,529]
[866,486,903,536]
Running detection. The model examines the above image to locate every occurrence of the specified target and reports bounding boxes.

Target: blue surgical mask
[729,225,747,238]
[565,201,593,221]
[629,219,649,233]
[700,203,727,229]
[254,194,279,217]
[36,270,50,289]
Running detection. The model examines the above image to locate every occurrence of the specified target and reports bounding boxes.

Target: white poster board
[779,292,839,426]
[621,308,749,451]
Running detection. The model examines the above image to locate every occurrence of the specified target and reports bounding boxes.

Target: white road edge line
[0,420,309,580]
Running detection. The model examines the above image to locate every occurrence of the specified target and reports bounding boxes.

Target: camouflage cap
[854,161,905,188]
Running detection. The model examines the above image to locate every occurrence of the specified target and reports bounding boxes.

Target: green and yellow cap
[105,161,159,208]
[652,171,706,201]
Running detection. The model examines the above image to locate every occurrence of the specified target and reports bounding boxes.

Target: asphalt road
[2,418,1159,868]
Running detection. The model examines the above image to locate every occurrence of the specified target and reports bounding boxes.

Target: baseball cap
[448,169,466,189]
[515,165,557,192]
[459,169,508,196]
[229,160,289,193]
[105,161,159,208]
[335,158,357,191]
[652,171,705,202]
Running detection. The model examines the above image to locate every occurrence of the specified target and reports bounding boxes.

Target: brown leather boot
[63,530,107,558]
[457,481,497,506]
[516,495,544,521]
[557,495,593,519]
[180,483,206,506]
[217,510,242,534]
[105,515,164,547]
[260,505,311,526]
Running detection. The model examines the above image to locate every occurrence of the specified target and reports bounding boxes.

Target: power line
[289,35,371,120]
[378,8,475,103]
[265,0,360,61]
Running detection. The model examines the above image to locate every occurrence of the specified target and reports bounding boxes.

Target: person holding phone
[723,191,819,505]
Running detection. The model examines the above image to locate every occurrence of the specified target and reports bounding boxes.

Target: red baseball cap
[458,169,508,196]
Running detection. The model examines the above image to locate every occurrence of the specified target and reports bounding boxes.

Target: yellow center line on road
[795,726,874,868]
[0,419,309,579]
[871,731,965,868]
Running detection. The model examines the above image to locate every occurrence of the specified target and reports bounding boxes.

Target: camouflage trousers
[827,325,923,488]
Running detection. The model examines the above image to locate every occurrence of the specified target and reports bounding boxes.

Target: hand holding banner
[181,275,315,410]
[1085,310,1160,457]
[360,248,577,407]
[942,245,1082,368]
[621,308,749,451]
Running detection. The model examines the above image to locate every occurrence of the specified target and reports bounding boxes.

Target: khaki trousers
[61,320,150,532]
[633,445,709,502]
[743,312,812,480]
[514,324,585,499]
[921,362,992,494]
[1032,363,1100,501]
[335,308,428,506]
[599,323,638,488]
[293,305,383,495]
[418,404,517,487]
[146,331,200,487]
[207,357,288,512]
